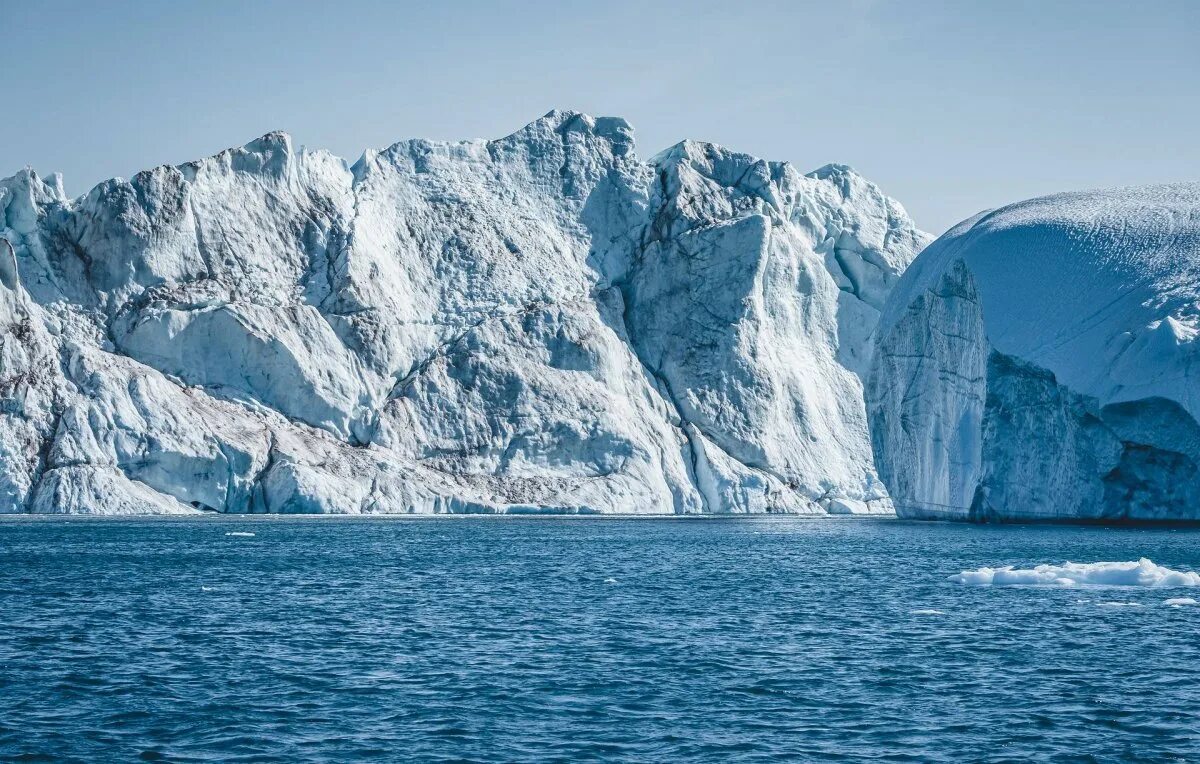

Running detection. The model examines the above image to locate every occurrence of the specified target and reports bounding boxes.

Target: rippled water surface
[3,517,1200,762]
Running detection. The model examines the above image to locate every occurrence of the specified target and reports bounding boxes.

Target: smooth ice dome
[951,559,1200,587]
[869,183,1200,522]
[0,111,929,515]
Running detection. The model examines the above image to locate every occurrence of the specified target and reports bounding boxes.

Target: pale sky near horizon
[2,0,1197,234]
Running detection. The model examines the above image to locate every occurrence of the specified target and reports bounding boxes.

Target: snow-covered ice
[870,183,1200,522]
[951,559,1200,587]
[10,111,1192,522]
[0,111,928,515]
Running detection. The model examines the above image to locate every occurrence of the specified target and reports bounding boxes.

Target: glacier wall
[869,184,1200,522]
[0,111,929,514]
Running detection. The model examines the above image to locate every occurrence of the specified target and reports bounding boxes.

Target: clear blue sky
[3,0,1197,234]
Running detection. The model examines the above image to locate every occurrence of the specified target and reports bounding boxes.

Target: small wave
[225,531,256,538]
[951,558,1200,587]
[1165,597,1199,607]
[910,609,945,616]
[1096,601,1143,608]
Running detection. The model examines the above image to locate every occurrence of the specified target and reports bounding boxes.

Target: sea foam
[951,558,1200,587]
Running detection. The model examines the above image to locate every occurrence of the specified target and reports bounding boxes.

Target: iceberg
[0,111,928,515]
[1164,598,1199,607]
[951,558,1200,587]
[869,183,1200,521]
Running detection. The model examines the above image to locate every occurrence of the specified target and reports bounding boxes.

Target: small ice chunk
[1165,597,1199,607]
[604,578,618,584]
[225,531,256,537]
[1096,601,1143,607]
[910,609,945,615]
[950,558,1200,587]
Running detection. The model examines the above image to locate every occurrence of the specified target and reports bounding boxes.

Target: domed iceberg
[869,183,1200,522]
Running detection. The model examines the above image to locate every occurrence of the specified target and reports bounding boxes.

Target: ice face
[869,183,1200,522]
[0,111,929,514]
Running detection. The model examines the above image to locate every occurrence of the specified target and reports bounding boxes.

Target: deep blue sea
[2,517,1199,763]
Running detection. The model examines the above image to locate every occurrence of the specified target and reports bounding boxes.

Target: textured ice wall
[0,111,928,514]
[869,184,1200,522]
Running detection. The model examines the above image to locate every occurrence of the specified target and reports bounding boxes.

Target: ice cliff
[0,111,929,514]
[869,183,1200,522]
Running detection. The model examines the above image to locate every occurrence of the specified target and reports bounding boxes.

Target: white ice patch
[951,558,1200,587]
[1164,597,1199,607]
[225,531,256,537]
[910,609,946,615]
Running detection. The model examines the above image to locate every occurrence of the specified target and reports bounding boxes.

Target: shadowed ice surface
[2,517,1200,762]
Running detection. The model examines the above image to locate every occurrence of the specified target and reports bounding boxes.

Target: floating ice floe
[224,531,256,537]
[951,558,1200,587]
[910,609,946,615]
[1164,597,1199,607]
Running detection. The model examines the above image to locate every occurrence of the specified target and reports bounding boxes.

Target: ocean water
[2,517,1199,763]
